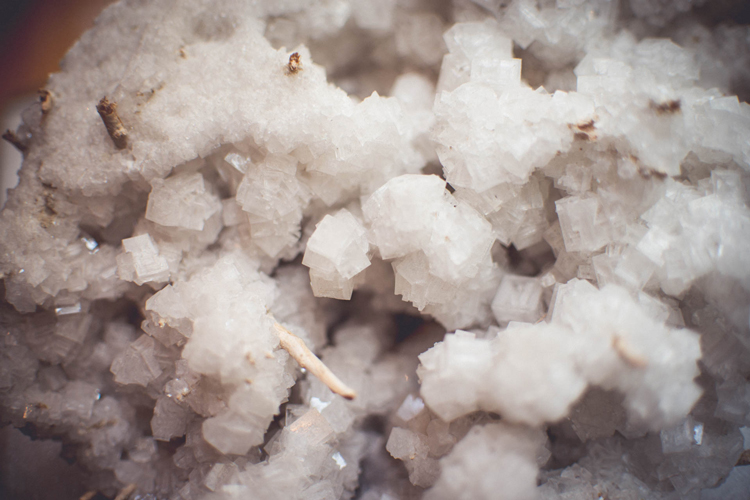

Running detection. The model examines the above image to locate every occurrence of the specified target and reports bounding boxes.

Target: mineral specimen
[1,0,749,499]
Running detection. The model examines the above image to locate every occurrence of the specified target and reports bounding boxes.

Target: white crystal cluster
[1,0,750,499]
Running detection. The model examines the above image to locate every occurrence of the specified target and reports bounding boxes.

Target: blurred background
[0,0,114,209]
[0,2,113,498]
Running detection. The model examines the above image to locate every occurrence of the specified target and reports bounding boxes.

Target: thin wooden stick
[272,320,356,400]
[113,483,137,500]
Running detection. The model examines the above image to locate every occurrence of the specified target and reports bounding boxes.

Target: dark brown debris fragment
[650,99,681,115]
[96,97,128,149]
[287,52,302,75]
[2,129,27,153]
[569,119,597,141]
[639,167,668,180]
[38,89,53,114]
[577,119,595,132]
[628,154,668,180]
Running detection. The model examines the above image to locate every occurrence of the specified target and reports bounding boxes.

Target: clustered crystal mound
[1,0,750,499]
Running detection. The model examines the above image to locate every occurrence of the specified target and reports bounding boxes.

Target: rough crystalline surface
[1,0,750,499]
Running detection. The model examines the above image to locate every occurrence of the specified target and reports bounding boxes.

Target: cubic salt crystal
[417,331,493,421]
[363,174,447,260]
[385,427,439,487]
[393,253,451,309]
[425,201,493,282]
[61,381,99,421]
[117,233,170,285]
[555,195,610,253]
[471,57,522,89]
[309,268,357,300]
[236,154,306,222]
[443,19,513,66]
[386,427,425,461]
[202,410,266,456]
[145,173,221,231]
[204,462,239,491]
[660,416,703,454]
[396,394,425,422]
[303,209,371,281]
[285,408,335,448]
[491,275,544,324]
[110,334,163,387]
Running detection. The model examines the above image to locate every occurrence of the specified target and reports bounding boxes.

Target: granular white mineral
[1,0,749,499]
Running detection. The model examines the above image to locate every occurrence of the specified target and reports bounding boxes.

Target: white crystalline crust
[419,281,702,428]
[0,0,749,499]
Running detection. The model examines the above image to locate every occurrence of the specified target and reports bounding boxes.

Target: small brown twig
[2,129,26,153]
[271,320,356,400]
[649,99,681,115]
[113,483,137,500]
[39,89,53,114]
[612,335,648,369]
[96,97,128,149]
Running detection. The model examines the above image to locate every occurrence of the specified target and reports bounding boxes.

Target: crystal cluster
[1,0,749,499]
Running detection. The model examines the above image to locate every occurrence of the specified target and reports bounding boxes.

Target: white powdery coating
[425,422,546,500]
[419,281,702,429]
[31,1,425,198]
